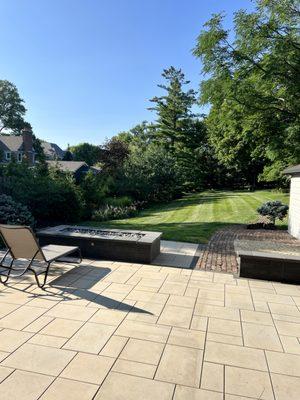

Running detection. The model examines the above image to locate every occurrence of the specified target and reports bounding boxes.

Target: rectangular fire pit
[37,225,162,263]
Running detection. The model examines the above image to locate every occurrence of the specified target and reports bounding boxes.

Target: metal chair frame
[0,225,82,289]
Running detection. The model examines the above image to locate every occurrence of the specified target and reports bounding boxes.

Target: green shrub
[92,204,138,222]
[0,194,35,226]
[0,163,84,226]
[257,200,289,224]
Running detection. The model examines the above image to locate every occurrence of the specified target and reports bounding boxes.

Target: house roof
[46,160,88,173]
[0,135,23,152]
[41,141,65,159]
[283,164,300,175]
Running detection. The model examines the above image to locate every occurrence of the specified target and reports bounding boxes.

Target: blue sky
[0,0,254,149]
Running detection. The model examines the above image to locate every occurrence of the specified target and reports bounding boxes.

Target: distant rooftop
[283,164,300,175]
[46,160,87,173]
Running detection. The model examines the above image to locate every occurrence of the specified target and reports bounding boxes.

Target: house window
[17,152,23,163]
[5,152,11,161]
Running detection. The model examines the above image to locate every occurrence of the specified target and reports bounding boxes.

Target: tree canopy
[0,80,26,133]
[193,0,300,183]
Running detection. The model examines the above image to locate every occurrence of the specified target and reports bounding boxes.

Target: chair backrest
[0,225,44,261]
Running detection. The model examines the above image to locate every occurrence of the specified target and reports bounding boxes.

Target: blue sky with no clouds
[0,0,254,148]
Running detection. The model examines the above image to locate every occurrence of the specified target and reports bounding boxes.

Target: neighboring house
[41,141,65,160]
[0,130,35,165]
[0,131,65,165]
[283,164,300,239]
[46,160,101,180]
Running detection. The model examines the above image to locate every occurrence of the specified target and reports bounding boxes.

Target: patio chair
[0,224,82,288]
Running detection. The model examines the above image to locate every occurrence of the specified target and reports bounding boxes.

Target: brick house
[0,131,65,165]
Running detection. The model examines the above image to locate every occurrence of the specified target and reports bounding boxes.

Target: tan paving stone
[2,343,75,376]
[0,370,54,400]
[159,281,187,296]
[28,334,67,348]
[45,303,96,321]
[167,295,196,308]
[266,350,300,377]
[225,293,254,310]
[39,318,84,338]
[22,316,54,333]
[274,319,300,336]
[105,283,134,294]
[204,341,267,371]
[240,310,273,326]
[190,316,208,331]
[252,292,294,305]
[0,329,33,352]
[63,322,115,353]
[0,351,9,362]
[201,362,224,392]
[120,338,164,364]
[100,335,128,358]
[61,352,114,384]
[207,332,243,346]
[155,344,203,387]
[0,303,20,318]
[271,373,300,400]
[194,304,240,321]
[158,305,193,328]
[112,359,156,378]
[208,318,242,337]
[0,306,47,330]
[280,335,300,354]
[126,290,168,304]
[242,322,283,351]
[40,377,98,400]
[0,366,13,383]
[173,385,223,399]
[94,371,174,400]
[126,301,164,324]
[89,309,127,326]
[273,283,300,296]
[168,327,205,349]
[225,366,274,400]
[269,302,300,317]
[115,320,170,343]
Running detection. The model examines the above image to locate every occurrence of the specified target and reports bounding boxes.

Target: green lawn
[84,190,289,244]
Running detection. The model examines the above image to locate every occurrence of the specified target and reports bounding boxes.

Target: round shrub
[257,200,289,225]
[0,194,35,226]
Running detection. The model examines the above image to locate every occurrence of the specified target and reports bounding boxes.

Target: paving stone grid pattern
[0,258,299,399]
[196,226,298,274]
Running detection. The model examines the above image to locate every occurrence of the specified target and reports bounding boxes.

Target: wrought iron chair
[0,224,82,288]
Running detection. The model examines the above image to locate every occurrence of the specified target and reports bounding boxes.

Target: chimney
[22,128,34,165]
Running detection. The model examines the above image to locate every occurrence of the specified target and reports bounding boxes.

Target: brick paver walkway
[196,226,297,274]
[0,258,299,399]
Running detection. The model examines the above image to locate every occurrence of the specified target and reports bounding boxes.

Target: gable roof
[0,135,23,152]
[41,141,65,159]
[46,160,88,173]
[283,164,300,175]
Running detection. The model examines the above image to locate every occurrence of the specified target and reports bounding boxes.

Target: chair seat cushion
[41,244,79,262]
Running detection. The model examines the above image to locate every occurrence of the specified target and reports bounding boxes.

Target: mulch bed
[195,225,298,274]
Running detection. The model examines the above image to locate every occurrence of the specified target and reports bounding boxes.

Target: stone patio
[0,258,299,399]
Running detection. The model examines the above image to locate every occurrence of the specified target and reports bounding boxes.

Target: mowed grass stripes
[85,190,289,244]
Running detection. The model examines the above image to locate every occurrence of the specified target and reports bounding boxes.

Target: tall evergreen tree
[148,66,197,150]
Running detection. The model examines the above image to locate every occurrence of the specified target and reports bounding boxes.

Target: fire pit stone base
[37,225,162,263]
